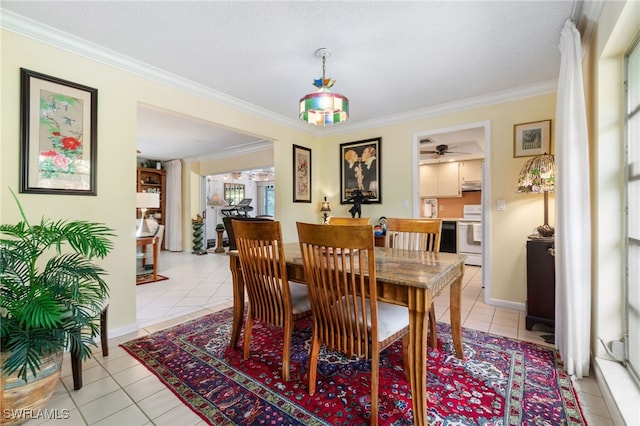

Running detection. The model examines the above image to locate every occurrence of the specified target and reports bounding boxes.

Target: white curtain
[164,159,183,251]
[555,19,591,378]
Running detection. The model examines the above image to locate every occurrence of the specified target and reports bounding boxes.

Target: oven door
[457,220,482,266]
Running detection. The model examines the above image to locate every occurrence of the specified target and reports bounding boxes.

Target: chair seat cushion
[337,296,409,341]
[289,282,312,314]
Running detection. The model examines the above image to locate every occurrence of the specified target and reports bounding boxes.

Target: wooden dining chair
[296,222,409,424]
[384,218,442,350]
[328,216,370,225]
[232,220,311,381]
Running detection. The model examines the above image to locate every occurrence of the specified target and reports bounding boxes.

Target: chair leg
[71,306,109,391]
[428,304,437,350]
[282,320,292,381]
[243,314,254,360]
[370,353,379,425]
[100,305,109,357]
[71,350,82,390]
[307,329,321,396]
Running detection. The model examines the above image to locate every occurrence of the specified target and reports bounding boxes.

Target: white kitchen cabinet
[419,164,438,197]
[438,162,461,197]
[419,162,460,197]
[460,159,483,182]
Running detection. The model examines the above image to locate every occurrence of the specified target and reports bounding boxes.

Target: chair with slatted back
[232,220,311,381]
[328,216,370,225]
[296,222,409,424]
[384,218,442,350]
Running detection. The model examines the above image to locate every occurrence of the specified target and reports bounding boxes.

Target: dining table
[227,243,466,426]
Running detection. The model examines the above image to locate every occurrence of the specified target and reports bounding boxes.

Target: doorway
[413,121,491,301]
[204,167,275,248]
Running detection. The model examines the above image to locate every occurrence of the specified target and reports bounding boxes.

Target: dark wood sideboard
[526,237,556,330]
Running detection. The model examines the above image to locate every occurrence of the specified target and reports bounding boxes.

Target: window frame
[624,35,640,386]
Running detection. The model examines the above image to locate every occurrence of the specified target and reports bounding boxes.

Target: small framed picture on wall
[293,144,311,203]
[513,119,552,158]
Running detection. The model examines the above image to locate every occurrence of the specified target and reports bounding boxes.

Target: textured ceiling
[1,1,576,161]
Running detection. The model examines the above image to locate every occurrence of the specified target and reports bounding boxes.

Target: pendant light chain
[322,52,327,82]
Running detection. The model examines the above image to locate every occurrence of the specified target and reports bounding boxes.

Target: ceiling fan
[420,143,470,158]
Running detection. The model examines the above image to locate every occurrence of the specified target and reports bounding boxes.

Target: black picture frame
[340,137,381,204]
[20,68,98,195]
[293,144,311,203]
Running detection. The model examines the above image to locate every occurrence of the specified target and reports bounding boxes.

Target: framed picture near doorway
[513,119,552,157]
[293,144,311,203]
[340,137,381,204]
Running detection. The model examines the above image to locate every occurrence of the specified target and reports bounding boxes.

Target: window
[625,37,640,385]
[263,184,275,216]
[254,182,274,216]
[224,183,245,205]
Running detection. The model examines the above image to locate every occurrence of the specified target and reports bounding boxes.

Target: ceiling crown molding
[184,140,274,164]
[0,9,308,131]
[2,8,558,138]
[321,79,558,135]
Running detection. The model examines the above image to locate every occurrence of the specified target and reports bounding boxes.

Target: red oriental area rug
[121,308,587,425]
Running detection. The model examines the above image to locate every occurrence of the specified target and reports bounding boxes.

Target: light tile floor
[21,250,614,425]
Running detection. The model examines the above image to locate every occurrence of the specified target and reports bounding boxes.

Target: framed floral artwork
[340,137,381,204]
[513,119,551,158]
[20,68,98,195]
[293,144,311,203]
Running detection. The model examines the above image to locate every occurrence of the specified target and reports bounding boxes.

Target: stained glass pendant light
[299,48,349,126]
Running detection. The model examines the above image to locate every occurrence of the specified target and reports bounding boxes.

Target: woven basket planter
[1,350,63,425]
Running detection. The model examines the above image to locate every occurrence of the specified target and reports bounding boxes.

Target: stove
[458,205,482,266]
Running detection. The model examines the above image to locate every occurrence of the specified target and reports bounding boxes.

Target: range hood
[461,181,482,191]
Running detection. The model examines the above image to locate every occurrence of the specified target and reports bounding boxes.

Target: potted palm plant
[0,190,114,421]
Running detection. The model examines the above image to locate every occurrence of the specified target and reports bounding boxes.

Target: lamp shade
[208,193,225,207]
[300,88,349,126]
[320,197,331,212]
[516,154,555,194]
[516,154,556,237]
[300,48,349,126]
[136,192,160,209]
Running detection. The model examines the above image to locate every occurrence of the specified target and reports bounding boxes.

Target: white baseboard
[107,322,142,339]
[485,297,525,312]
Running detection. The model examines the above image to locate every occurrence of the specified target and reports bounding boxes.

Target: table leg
[449,274,464,359]
[406,287,430,426]
[152,237,158,282]
[229,255,245,349]
[141,244,147,268]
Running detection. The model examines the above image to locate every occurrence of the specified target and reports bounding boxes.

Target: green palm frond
[1,188,115,382]
[17,289,63,329]
[65,321,101,358]
[1,326,65,379]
